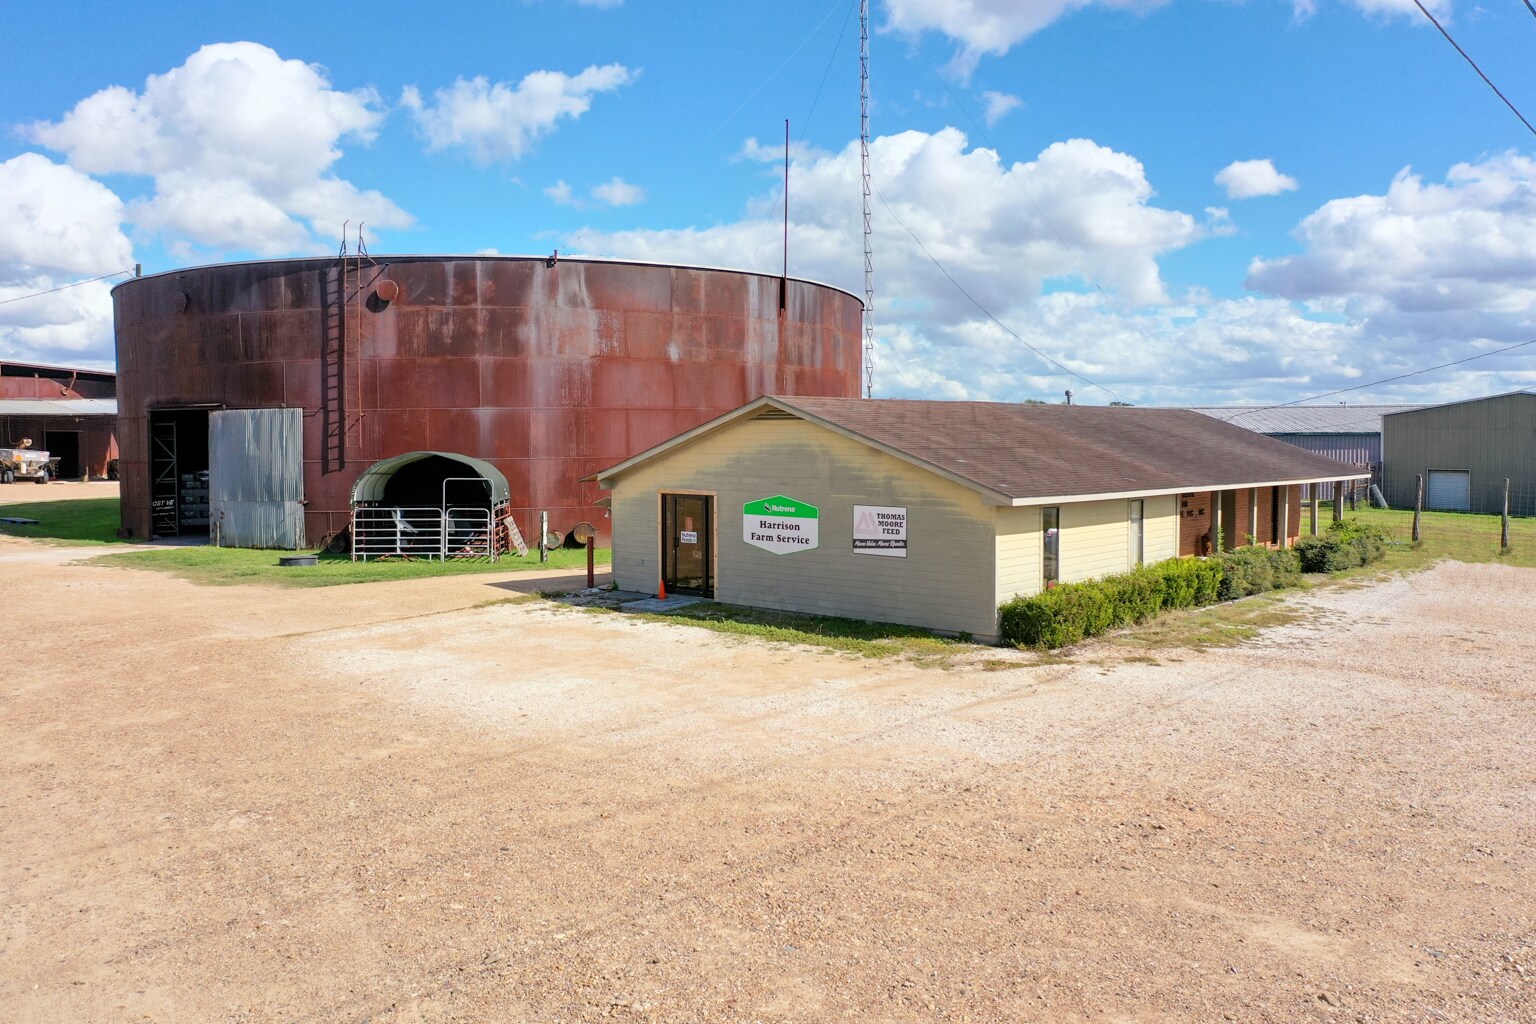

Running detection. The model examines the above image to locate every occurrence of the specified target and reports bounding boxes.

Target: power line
[1411,0,1536,138]
[0,269,135,307]
[1523,0,1536,24]
[1224,334,1536,422]
[872,180,1116,397]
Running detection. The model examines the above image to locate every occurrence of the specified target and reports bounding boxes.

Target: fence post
[1413,474,1423,543]
[1333,481,1345,524]
[1502,478,1511,551]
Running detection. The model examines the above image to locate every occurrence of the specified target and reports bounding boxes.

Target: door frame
[659,490,716,597]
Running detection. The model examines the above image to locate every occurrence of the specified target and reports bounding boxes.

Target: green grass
[1336,504,1536,572]
[0,495,610,587]
[1107,591,1307,652]
[90,544,610,588]
[615,600,979,661]
[0,497,128,546]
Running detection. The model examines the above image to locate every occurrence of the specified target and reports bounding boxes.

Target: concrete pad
[618,595,705,614]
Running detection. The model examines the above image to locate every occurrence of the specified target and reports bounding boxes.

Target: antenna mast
[860,0,874,398]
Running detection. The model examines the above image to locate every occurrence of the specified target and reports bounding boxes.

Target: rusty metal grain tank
[111,256,863,545]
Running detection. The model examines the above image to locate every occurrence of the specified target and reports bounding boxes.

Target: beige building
[595,397,1369,642]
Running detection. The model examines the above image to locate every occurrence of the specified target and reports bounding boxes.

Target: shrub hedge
[997,527,1385,650]
[1293,520,1389,572]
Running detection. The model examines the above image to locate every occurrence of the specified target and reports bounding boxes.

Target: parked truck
[1,439,58,484]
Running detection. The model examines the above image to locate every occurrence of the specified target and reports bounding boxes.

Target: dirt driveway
[1,515,1532,1022]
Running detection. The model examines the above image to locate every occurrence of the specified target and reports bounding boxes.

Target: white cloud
[562,134,1536,405]
[545,180,577,206]
[402,64,638,165]
[30,41,410,255]
[886,0,1168,76]
[0,154,132,282]
[1247,151,1536,337]
[1294,0,1451,21]
[0,154,133,366]
[1216,158,1300,199]
[981,90,1023,126]
[591,177,645,206]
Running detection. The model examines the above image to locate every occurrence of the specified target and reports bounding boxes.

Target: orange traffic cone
[658,578,667,600]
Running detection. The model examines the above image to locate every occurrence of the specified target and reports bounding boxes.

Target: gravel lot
[1,502,1533,1023]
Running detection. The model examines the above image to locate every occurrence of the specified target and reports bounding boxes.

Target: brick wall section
[1177,491,1213,556]
[1178,485,1305,555]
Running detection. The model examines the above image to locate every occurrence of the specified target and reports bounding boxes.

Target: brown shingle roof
[772,397,1368,501]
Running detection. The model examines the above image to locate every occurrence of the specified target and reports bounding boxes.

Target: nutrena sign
[742,495,819,554]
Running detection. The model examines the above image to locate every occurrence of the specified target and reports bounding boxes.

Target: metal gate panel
[209,408,306,548]
[1426,470,1471,512]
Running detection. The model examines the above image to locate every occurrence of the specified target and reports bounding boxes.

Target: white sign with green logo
[742,495,819,554]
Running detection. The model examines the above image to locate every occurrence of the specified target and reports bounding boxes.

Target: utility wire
[1223,335,1536,422]
[1411,0,1536,138]
[1523,0,1536,24]
[0,269,135,307]
[872,180,1116,396]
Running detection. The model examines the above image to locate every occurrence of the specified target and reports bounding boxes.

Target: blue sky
[2,0,1534,406]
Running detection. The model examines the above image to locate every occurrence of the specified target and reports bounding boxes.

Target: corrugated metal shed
[1382,391,1536,515]
[1186,405,1421,434]
[0,399,118,417]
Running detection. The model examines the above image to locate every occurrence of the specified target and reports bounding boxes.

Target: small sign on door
[680,530,698,544]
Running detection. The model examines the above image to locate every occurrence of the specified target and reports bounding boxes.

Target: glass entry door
[662,493,713,596]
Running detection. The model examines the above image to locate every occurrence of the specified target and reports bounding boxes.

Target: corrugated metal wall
[208,408,306,548]
[1382,394,1536,515]
[1269,433,1377,502]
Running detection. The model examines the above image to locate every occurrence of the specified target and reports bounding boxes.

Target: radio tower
[860,0,875,398]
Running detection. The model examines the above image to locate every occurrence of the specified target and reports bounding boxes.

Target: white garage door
[1426,470,1471,512]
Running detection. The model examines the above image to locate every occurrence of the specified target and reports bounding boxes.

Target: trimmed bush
[1294,520,1389,573]
[998,556,1223,649]
[998,544,1310,649]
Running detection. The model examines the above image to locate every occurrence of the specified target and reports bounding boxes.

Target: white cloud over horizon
[31,42,411,257]
[402,64,637,165]
[1216,158,1300,199]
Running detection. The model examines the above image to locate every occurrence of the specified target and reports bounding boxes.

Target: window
[1042,506,1060,586]
[1129,499,1144,566]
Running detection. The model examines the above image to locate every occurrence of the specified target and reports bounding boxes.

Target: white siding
[610,418,1004,639]
[994,505,1041,605]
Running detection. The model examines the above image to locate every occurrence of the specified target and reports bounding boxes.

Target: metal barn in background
[1382,393,1536,516]
[111,255,863,547]
[1186,404,1420,503]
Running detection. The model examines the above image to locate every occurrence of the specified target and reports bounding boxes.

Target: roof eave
[1005,472,1373,506]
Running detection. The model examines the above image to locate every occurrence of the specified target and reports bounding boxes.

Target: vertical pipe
[587,536,596,589]
[1280,485,1290,549]
[1310,490,1319,536]
[539,510,549,564]
[783,118,790,284]
[1413,474,1423,543]
[1502,477,1510,550]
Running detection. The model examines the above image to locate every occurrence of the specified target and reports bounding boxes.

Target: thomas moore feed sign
[853,504,907,557]
[743,495,819,554]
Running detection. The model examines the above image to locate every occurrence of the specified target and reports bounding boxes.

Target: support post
[1280,485,1290,549]
[1348,478,1357,511]
[1333,482,1345,524]
[1502,478,1511,551]
[1413,474,1423,543]
[586,536,596,588]
[539,510,549,564]
[1310,489,1319,536]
